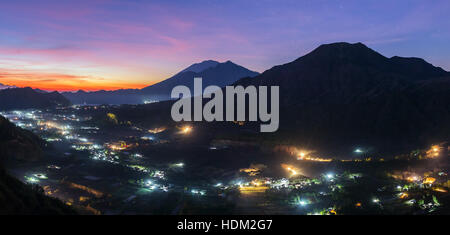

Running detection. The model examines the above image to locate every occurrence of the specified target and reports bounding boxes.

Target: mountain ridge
[179,60,220,74]
[101,42,450,156]
[230,42,450,154]
[0,87,71,111]
[63,60,259,104]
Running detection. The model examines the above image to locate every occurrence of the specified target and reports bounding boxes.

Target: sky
[0,0,449,91]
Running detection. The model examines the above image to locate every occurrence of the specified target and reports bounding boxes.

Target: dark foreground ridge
[0,115,75,214]
[0,167,76,214]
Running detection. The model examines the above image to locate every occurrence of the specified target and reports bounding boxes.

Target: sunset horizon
[2,0,450,222]
[1,0,450,91]
[0,59,255,92]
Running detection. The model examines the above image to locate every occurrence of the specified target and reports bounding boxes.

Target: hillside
[233,42,450,154]
[0,167,76,215]
[0,87,71,111]
[0,114,75,214]
[0,115,43,163]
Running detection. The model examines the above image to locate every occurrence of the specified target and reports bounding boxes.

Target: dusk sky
[1,0,449,91]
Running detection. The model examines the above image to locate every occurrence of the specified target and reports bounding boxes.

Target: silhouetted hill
[0,115,75,214]
[179,60,220,73]
[0,167,76,214]
[0,115,43,163]
[236,42,449,105]
[0,87,71,111]
[141,60,259,99]
[63,60,259,104]
[82,42,450,156]
[62,88,142,105]
[33,88,49,94]
[0,83,17,90]
[233,42,450,154]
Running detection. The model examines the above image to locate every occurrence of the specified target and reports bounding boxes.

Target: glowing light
[107,141,128,151]
[143,100,158,104]
[33,174,48,179]
[398,192,408,199]
[281,164,300,177]
[407,175,420,182]
[287,167,298,176]
[405,199,415,205]
[427,145,441,158]
[48,165,61,170]
[432,187,448,193]
[148,127,166,134]
[174,163,184,167]
[295,197,309,207]
[423,177,436,185]
[191,189,206,195]
[239,167,260,176]
[141,135,155,141]
[25,176,39,183]
[132,153,143,158]
[239,186,269,193]
[180,126,192,134]
[106,113,118,124]
[295,150,332,162]
[251,179,262,186]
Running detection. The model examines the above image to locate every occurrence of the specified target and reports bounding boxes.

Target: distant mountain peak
[316,42,369,50]
[63,59,259,104]
[0,87,71,111]
[0,83,17,90]
[236,41,449,100]
[134,60,260,100]
[180,60,220,73]
[305,42,385,61]
[33,88,49,94]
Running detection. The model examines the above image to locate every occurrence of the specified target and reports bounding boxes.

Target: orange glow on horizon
[0,79,152,92]
[0,68,164,92]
